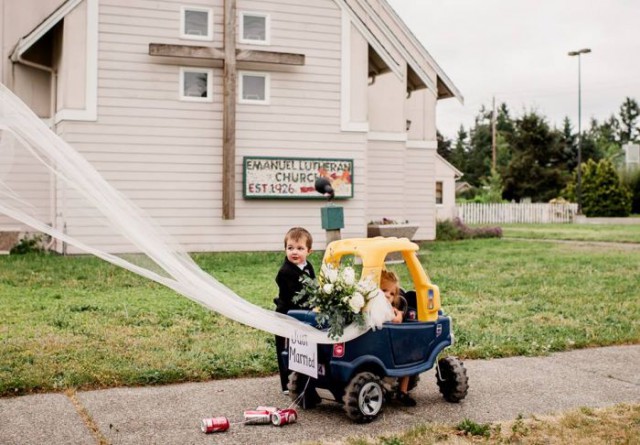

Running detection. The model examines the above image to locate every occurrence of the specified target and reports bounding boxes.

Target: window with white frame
[239,72,270,104]
[181,6,213,41]
[435,181,443,205]
[180,67,213,102]
[239,11,270,44]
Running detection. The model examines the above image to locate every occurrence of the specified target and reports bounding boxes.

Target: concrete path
[1,345,639,445]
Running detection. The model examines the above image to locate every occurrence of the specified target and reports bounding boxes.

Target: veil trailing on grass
[0,84,367,344]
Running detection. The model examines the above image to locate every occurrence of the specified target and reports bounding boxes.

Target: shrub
[10,234,45,255]
[436,219,463,241]
[436,218,502,241]
[564,159,632,217]
[620,167,640,214]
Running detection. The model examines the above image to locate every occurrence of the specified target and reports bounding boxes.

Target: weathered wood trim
[222,0,236,220]
[149,43,225,60]
[236,50,304,65]
[148,43,304,65]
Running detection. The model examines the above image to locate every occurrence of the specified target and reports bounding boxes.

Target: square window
[180,68,213,102]
[239,12,270,44]
[181,6,213,41]
[435,181,443,205]
[239,72,270,104]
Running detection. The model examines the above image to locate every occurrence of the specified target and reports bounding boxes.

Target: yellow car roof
[324,237,418,266]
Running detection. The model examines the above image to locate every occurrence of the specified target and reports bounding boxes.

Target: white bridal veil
[0,84,367,344]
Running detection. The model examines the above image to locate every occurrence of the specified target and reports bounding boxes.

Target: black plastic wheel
[342,372,385,423]
[436,356,469,403]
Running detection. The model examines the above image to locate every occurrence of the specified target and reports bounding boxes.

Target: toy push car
[283,237,469,423]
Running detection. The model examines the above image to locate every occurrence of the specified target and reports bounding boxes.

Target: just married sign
[288,329,318,378]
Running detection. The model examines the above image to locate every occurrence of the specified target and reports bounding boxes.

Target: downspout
[11,53,59,252]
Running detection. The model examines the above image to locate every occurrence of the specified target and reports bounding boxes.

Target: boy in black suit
[274,227,320,406]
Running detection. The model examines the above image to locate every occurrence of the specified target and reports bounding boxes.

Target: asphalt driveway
[1,345,639,445]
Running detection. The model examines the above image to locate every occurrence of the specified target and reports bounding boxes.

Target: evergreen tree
[495,103,514,173]
[465,106,493,186]
[618,97,640,144]
[502,111,568,202]
[496,103,515,134]
[450,125,469,175]
[436,130,453,161]
[558,117,578,170]
[585,116,622,164]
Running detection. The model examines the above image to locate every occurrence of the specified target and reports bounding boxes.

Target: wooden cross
[148,0,304,219]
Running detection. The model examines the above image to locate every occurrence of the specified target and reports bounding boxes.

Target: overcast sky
[386,0,640,140]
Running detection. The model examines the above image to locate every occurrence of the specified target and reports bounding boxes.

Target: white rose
[349,292,365,313]
[343,267,356,286]
[322,264,338,283]
[323,283,333,294]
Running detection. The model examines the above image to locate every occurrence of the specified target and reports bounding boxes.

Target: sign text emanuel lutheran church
[243,156,353,199]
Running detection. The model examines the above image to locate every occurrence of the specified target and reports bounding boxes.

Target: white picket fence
[456,203,578,224]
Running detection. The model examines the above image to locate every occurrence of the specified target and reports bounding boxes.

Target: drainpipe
[11,53,59,252]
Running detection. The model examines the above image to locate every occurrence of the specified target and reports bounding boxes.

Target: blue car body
[283,307,453,400]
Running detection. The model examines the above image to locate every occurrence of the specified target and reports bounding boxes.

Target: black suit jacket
[274,258,316,314]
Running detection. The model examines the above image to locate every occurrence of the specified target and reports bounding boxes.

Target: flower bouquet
[294,263,394,340]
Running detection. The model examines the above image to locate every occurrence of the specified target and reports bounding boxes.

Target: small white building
[624,143,639,170]
[0,0,462,253]
[434,153,463,221]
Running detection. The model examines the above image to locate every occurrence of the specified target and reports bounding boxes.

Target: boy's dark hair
[284,227,313,250]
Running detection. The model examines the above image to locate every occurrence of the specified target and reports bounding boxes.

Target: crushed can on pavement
[271,408,298,426]
[243,409,272,425]
[200,417,230,433]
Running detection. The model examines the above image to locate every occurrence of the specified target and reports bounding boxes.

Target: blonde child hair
[380,269,401,308]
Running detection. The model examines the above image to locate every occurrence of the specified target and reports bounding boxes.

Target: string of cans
[201,376,311,433]
[201,406,298,433]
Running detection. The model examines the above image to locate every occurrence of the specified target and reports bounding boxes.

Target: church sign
[243,156,354,199]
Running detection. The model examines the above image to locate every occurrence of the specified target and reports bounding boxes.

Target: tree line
[437,97,640,215]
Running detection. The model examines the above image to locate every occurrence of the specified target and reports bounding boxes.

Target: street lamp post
[568,48,591,214]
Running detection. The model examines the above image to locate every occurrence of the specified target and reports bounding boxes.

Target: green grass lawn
[1,228,639,396]
[500,223,640,243]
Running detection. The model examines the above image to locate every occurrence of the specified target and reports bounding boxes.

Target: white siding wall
[366,141,436,241]
[366,139,406,222]
[406,146,436,240]
[367,70,404,133]
[57,1,88,111]
[55,0,372,253]
[0,133,52,232]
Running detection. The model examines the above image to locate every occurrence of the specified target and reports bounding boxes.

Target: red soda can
[243,409,272,425]
[271,408,298,426]
[200,417,230,433]
[256,406,278,413]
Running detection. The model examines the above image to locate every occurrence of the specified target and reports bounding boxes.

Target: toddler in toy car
[380,270,417,407]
